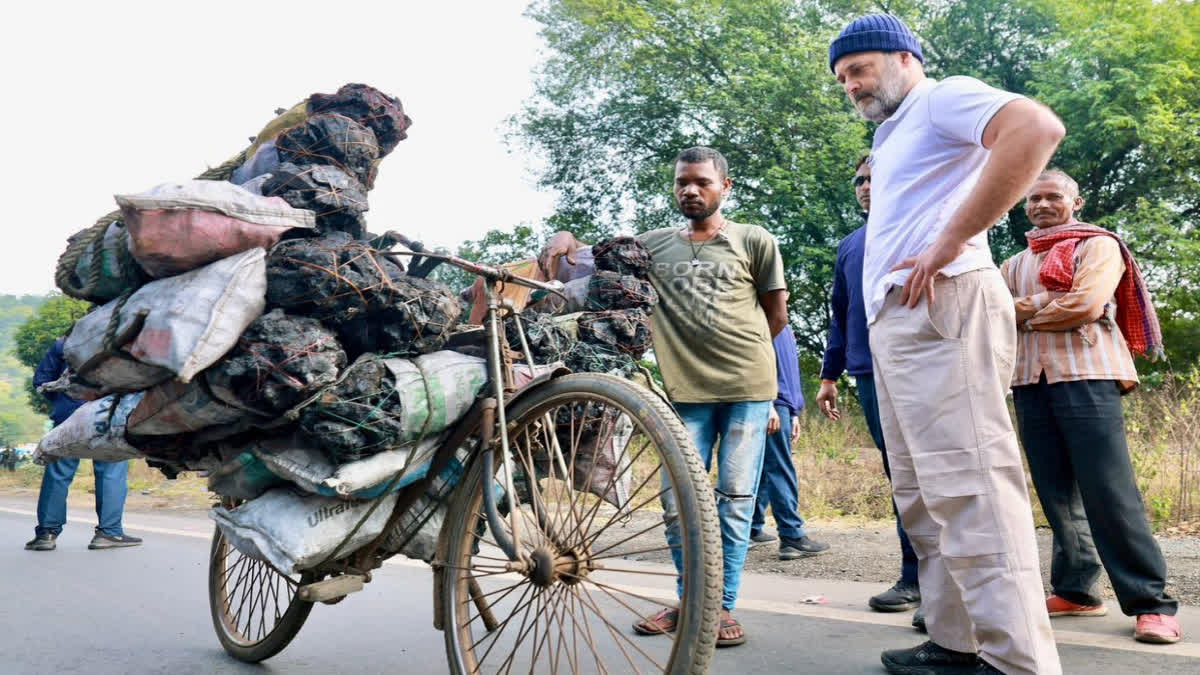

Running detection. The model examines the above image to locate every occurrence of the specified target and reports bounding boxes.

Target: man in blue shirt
[24,338,142,551]
[750,324,830,559]
[816,156,921,616]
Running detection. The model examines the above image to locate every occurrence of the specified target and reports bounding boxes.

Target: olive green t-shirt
[638,222,786,403]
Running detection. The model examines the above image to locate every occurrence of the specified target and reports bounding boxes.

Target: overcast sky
[0,0,556,295]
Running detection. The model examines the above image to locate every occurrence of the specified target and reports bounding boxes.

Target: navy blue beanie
[829,14,924,73]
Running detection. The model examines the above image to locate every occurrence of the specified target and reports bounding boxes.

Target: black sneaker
[748,531,778,548]
[870,581,922,612]
[881,641,977,674]
[24,533,57,551]
[89,532,143,550]
[912,606,927,633]
[778,535,830,560]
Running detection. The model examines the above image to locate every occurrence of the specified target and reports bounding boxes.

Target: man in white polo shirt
[830,14,1066,675]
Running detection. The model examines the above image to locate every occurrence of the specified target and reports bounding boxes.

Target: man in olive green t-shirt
[539,146,788,647]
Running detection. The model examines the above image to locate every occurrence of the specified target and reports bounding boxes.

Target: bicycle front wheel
[440,373,721,674]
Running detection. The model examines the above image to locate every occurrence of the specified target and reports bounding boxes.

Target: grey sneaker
[748,531,778,548]
[778,535,830,560]
[24,533,57,551]
[912,606,927,632]
[869,581,922,612]
[89,532,143,550]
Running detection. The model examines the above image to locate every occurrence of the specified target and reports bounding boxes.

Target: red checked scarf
[1026,222,1164,360]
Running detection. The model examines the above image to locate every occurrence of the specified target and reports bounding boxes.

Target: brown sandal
[633,607,679,635]
[716,617,746,647]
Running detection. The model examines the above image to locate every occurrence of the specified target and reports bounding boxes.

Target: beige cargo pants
[869,269,1060,675]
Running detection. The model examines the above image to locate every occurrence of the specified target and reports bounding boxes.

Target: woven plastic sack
[207,452,286,500]
[231,140,281,185]
[322,432,450,498]
[116,180,315,278]
[526,275,590,315]
[299,351,488,462]
[211,487,400,573]
[34,393,145,464]
[59,222,146,302]
[126,379,249,436]
[64,248,268,393]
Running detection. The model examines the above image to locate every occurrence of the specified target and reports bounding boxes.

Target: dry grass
[0,459,210,509]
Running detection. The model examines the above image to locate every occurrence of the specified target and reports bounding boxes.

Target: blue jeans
[751,404,806,539]
[856,375,919,586]
[665,401,769,611]
[35,458,129,537]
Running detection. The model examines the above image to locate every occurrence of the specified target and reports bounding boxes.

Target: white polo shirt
[863,76,1023,324]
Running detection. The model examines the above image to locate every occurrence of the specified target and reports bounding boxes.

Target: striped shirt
[1000,235,1139,391]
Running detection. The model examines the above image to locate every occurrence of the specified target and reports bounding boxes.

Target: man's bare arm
[538,231,587,279]
[893,99,1066,307]
[760,289,788,337]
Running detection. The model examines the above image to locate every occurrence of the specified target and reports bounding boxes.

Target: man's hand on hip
[890,234,968,308]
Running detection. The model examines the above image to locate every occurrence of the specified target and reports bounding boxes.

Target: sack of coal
[592,236,651,278]
[577,308,653,358]
[260,163,369,238]
[207,450,287,500]
[505,311,576,364]
[563,341,631,375]
[265,233,404,323]
[322,431,450,498]
[116,180,315,278]
[210,487,400,573]
[126,379,251,437]
[204,309,346,415]
[526,275,590,315]
[299,351,488,463]
[308,83,412,156]
[34,393,146,464]
[335,275,462,358]
[586,271,658,311]
[57,221,147,303]
[276,113,379,188]
[65,248,267,393]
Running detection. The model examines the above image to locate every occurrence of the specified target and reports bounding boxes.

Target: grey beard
[858,59,906,122]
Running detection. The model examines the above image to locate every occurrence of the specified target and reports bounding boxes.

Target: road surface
[1,500,1197,674]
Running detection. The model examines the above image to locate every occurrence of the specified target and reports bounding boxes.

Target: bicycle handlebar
[379,231,568,300]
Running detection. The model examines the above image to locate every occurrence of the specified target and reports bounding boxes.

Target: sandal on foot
[716,617,746,647]
[633,607,678,635]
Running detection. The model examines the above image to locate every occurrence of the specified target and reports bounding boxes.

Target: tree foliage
[499,0,1199,367]
[11,294,89,417]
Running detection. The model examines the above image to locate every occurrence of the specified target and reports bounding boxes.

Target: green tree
[514,0,868,352]
[12,295,90,415]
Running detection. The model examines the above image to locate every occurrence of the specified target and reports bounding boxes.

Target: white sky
[0,0,556,295]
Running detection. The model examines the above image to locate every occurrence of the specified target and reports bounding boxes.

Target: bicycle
[208,234,722,673]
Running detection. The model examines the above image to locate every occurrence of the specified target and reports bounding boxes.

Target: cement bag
[208,452,287,500]
[299,351,488,462]
[65,248,268,392]
[117,180,316,278]
[126,379,250,436]
[253,439,335,495]
[379,444,473,562]
[34,393,145,464]
[322,432,453,498]
[210,489,400,573]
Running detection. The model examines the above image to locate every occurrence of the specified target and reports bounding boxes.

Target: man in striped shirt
[1000,169,1181,644]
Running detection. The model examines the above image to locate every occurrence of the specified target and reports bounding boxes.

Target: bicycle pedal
[297,574,365,603]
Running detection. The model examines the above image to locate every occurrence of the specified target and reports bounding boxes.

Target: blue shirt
[821,226,874,380]
[773,325,805,415]
[34,339,85,427]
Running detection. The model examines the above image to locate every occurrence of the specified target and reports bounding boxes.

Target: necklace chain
[687,222,724,265]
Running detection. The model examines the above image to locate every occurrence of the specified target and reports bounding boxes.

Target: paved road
[1,501,1198,674]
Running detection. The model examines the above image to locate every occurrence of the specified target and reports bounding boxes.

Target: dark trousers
[1013,376,1176,616]
[751,404,807,540]
[857,375,919,586]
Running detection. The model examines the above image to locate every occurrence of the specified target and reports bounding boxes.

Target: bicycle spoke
[576,582,661,672]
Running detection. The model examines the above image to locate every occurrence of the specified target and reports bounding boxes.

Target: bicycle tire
[440,373,721,674]
[208,519,318,662]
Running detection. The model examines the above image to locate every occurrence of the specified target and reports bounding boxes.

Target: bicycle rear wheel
[440,373,721,674]
[208,499,318,663]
